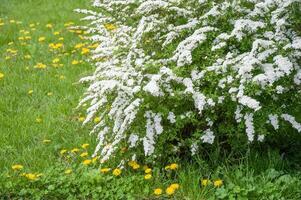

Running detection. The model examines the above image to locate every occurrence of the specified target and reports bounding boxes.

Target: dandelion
[38,37,45,42]
[60,149,67,155]
[59,75,65,80]
[0,73,4,80]
[213,179,223,187]
[104,23,117,31]
[169,163,178,170]
[201,179,210,187]
[35,118,42,123]
[165,187,175,195]
[100,168,111,173]
[43,139,51,144]
[132,163,140,170]
[81,48,90,55]
[113,168,122,176]
[170,183,180,190]
[71,148,79,153]
[53,31,60,35]
[145,168,152,174]
[12,164,23,171]
[58,37,64,41]
[81,143,89,149]
[74,43,85,49]
[71,60,79,65]
[144,174,152,180]
[80,152,88,157]
[46,24,53,28]
[25,173,37,181]
[34,63,46,69]
[154,188,163,196]
[65,169,72,174]
[78,116,85,122]
[24,55,31,59]
[52,58,60,64]
[49,43,63,49]
[47,92,53,96]
[92,156,99,163]
[83,159,92,165]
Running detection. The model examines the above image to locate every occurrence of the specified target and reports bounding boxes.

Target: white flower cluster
[78,0,301,161]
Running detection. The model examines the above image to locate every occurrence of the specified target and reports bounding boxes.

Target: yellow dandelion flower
[94,117,101,123]
[128,160,138,167]
[166,187,175,195]
[46,24,53,28]
[52,58,60,64]
[9,20,15,24]
[71,148,79,153]
[25,173,37,181]
[92,156,99,163]
[132,163,140,170]
[60,149,67,155]
[145,168,152,174]
[74,43,85,49]
[29,23,35,28]
[78,117,85,122]
[47,92,53,96]
[80,152,88,157]
[59,75,65,80]
[169,163,178,170]
[81,143,89,149]
[8,42,14,46]
[213,179,223,187]
[38,37,45,42]
[104,23,117,31]
[35,118,42,123]
[144,174,152,180]
[53,31,60,35]
[58,37,64,41]
[71,60,79,65]
[81,48,90,55]
[112,168,122,176]
[83,159,92,165]
[43,139,51,144]
[65,169,72,174]
[100,168,111,173]
[201,179,210,187]
[170,183,180,190]
[12,164,23,170]
[34,63,46,69]
[0,73,4,79]
[24,55,31,59]
[154,188,163,195]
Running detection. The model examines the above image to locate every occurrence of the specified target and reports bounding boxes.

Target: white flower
[201,129,215,144]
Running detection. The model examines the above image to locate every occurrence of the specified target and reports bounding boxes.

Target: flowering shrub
[77,0,301,163]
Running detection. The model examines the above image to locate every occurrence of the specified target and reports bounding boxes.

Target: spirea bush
[77,0,301,163]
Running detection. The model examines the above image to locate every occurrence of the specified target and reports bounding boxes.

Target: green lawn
[0,0,95,171]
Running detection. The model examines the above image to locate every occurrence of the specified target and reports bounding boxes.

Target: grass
[0,0,95,171]
[1,0,301,199]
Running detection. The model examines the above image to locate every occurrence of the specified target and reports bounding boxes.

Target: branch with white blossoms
[78,0,301,162]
